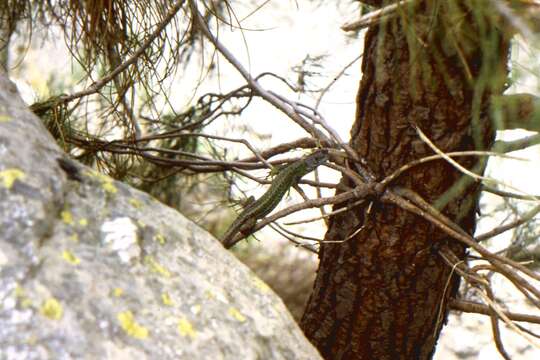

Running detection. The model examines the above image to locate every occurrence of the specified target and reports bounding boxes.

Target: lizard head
[303,149,329,172]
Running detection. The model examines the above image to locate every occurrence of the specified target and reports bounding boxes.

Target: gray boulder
[0,73,321,360]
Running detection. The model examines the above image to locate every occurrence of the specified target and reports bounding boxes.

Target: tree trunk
[301,2,510,359]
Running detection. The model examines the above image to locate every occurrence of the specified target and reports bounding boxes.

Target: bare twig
[483,185,540,201]
[415,125,522,193]
[269,224,319,254]
[31,0,187,114]
[315,54,362,110]
[450,299,540,324]
[284,198,367,225]
[383,190,540,282]
[381,150,527,188]
[477,204,540,241]
[477,289,540,350]
[485,286,513,360]
[189,0,332,144]
[341,0,416,32]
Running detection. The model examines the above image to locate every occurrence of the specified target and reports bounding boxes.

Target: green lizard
[222,149,329,248]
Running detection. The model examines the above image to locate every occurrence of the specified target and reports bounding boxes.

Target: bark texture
[301,3,509,360]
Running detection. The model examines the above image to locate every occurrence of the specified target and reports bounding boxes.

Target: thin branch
[189,0,332,144]
[485,286,513,360]
[269,223,319,254]
[477,204,540,241]
[225,187,371,247]
[341,0,415,32]
[381,150,527,187]
[315,54,362,110]
[494,133,540,153]
[415,125,522,193]
[483,185,540,201]
[31,0,187,114]
[472,262,540,309]
[383,189,540,283]
[450,299,540,324]
[477,289,540,350]
[283,198,366,225]
[240,137,320,162]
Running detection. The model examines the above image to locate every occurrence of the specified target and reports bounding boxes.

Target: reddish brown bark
[301,3,510,360]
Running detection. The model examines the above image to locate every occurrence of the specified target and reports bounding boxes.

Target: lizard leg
[227,218,257,248]
[238,217,257,239]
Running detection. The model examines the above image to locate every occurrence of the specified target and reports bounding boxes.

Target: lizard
[221,149,330,249]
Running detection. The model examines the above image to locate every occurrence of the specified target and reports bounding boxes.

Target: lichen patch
[145,256,171,278]
[228,307,247,322]
[117,310,149,339]
[40,298,63,320]
[177,318,197,339]
[62,250,80,265]
[0,168,25,189]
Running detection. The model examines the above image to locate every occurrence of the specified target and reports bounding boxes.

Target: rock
[0,73,321,360]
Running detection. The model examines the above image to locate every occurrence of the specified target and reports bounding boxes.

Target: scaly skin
[222,149,329,248]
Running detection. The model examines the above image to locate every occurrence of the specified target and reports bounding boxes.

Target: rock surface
[0,72,321,360]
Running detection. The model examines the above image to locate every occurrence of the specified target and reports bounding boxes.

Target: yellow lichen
[21,298,32,308]
[129,198,143,208]
[14,285,32,308]
[228,307,247,323]
[102,182,117,194]
[62,250,80,265]
[112,288,124,297]
[69,234,79,242]
[117,311,149,339]
[78,218,88,226]
[251,277,271,293]
[0,169,25,189]
[85,171,117,194]
[145,256,171,278]
[14,284,25,297]
[177,318,197,338]
[40,298,63,320]
[154,233,166,245]
[85,170,107,181]
[0,114,11,122]
[61,211,73,225]
[161,292,174,306]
